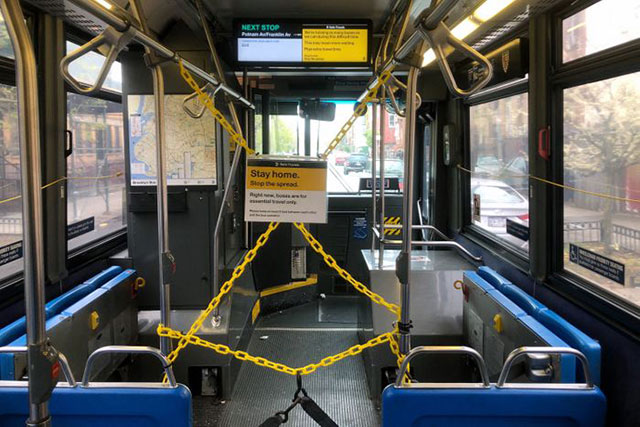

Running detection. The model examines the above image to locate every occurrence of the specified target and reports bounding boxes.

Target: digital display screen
[235,20,371,66]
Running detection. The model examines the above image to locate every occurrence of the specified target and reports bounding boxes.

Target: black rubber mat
[318,296,359,324]
[216,329,380,426]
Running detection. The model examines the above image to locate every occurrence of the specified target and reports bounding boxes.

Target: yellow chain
[163,222,280,365]
[160,61,408,380]
[159,325,395,376]
[320,68,395,159]
[293,222,400,318]
[158,220,407,378]
[178,61,254,155]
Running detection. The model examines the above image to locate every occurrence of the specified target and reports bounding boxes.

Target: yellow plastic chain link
[163,222,280,365]
[158,326,396,376]
[159,61,409,380]
[157,220,408,378]
[320,68,395,159]
[292,222,400,318]
[178,61,255,155]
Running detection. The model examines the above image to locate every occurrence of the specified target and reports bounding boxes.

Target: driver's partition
[0,346,192,427]
[382,346,606,427]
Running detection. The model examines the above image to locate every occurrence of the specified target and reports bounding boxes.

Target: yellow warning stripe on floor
[384,216,401,235]
[251,299,261,325]
[259,274,319,298]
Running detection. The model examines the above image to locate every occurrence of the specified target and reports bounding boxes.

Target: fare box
[245,156,328,223]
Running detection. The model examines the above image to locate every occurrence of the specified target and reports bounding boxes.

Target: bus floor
[193,295,380,426]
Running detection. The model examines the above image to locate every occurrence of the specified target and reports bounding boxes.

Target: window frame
[548,0,640,328]
[64,26,127,260]
[461,78,530,269]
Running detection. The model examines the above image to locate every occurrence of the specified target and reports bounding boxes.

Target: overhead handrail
[60,0,254,109]
[372,227,483,263]
[498,347,594,389]
[0,346,76,386]
[182,82,220,119]
[82,346,176,387]
[416,21,493,97]
[60,26,136,95]
[395,346,491,387]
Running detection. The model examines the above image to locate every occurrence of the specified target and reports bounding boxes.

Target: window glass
[0,13,13,59]
[469,93,529,250]
[67,93,126,250]
[562,0,640,63]
[0,84,21,277]
[66,41,122,93]
[563,72,640,308]
[263,100,405,194]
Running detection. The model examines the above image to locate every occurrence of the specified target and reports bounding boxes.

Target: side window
[563,71,640,308]
[562,0,640,63]
[65,38,125,251]
[469,93,529,251]
[66,41,122,93]
[66,93,126,250]
[0,13,21,279]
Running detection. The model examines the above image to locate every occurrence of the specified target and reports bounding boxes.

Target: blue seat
[0,385,192,427]
[0,266,125,346]
[382,384,606,427]
[474,267,601,386]
[0,317,26,347]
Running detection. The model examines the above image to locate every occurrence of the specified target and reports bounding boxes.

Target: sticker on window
[67,217,95,240]
[506,219,529,242]
[352,217,368,240]
[569,244,625,285]
[0,241,23,266]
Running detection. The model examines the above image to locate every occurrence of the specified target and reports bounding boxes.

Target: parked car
[471,178,529,246]
[344,153,370,175]
[499,155,529,194]
[373,158,404,191]
[333,151,348,166]
[474,156,503,176]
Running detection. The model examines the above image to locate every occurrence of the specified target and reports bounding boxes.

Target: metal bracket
[60,25,136,95]
[417,21,493,97]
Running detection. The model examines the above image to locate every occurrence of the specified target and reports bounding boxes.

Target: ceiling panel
[201,0,397,32]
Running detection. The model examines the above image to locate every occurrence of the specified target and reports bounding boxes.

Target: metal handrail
[417,21,493,97]
[0,347,76,386]
[82,346,176,387]
[497,347,594,389]
[62,0,254,109]
[60,26,135,95]
[371,227,483,263]
[395,346,491,387]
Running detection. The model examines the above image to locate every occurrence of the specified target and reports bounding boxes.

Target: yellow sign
[302,28,368,63]
[245,156,328,223]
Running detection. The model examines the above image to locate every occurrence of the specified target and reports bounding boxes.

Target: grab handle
[498,347,593,388]
[60,26,135,95]
[395,346,490,387]
[417,21,493,97]
[0,346,76,386]
[182,83,220,119]
[82,345,176,387]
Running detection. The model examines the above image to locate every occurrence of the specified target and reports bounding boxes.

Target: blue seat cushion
[0,385,192,427]
[382,384,606,427]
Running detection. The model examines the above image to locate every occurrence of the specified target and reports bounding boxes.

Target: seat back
[0,345,191,427]
[0,385,192,427]
[382,346,606,427]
